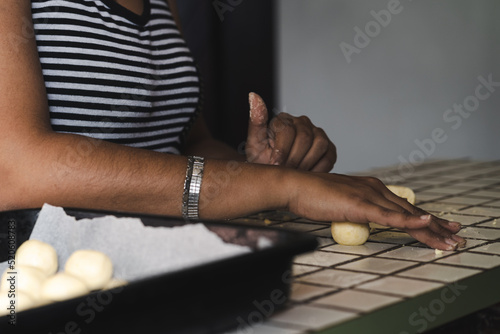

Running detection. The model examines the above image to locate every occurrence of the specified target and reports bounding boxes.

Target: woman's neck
[113,0,144,16]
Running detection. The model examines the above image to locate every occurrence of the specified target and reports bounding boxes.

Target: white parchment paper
[0,204,251,282]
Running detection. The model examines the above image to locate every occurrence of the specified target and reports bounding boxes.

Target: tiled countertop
[227,159,500,334]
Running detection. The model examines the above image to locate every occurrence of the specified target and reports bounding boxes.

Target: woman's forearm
[1,132,286,219]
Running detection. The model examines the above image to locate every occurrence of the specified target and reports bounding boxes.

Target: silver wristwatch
[182,156,205,220]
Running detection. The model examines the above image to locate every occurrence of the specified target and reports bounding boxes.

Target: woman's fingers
[356,199,432,230]
[379,187,466,247]
[268,114,336,172]
[405,228,459,251]
[347,180,467,249]
[273,114,313,168]
[303,128,337,172]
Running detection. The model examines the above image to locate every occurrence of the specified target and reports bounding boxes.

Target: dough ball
[0,290,38,316]
[65,250,113,291]
[103,278,127,290]
[41,272,89,302]
[15,240,58,277]
[331,222,370,246]
[0,266,46,302]
[386,185,416,205]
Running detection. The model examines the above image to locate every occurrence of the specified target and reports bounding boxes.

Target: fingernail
[448,221,462,229]
[451,234,467,247]
[445,244,456,251]
[420,214,431,221]
[445,238,458,248]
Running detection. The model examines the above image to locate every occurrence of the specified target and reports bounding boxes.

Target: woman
[0,0,465,250]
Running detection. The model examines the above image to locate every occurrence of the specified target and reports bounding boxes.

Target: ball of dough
[331,222,370,246]
[386,185,416,205]
[0,290,38,316]
[15,240,58,277]
[65,250,113,291]
[41,272,89,302]
[0,266,46,302]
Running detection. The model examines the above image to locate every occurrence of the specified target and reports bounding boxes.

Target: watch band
[182,156,205,220]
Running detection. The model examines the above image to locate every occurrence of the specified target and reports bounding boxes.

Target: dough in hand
[386,185,416,205]
[0,290,37,316]
[41,272,89,302]
[65,250,113,291]
[15,240,58,277]
[0,266,46,303]
[330,186,416,246]
[331,222,370,246]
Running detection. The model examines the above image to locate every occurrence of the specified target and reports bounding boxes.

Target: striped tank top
[31,0,201,154]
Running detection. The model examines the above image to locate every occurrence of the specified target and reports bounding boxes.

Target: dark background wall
[177,0,275,150]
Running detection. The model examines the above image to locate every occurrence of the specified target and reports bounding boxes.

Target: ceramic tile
[294,251,358,267]
[411,238,487,251]
[413,192,448,202]
[313,290,401,313]
[470,242,500,255]
[337,257,416,275]
[446,183,483,190]
[296,269,379,288]
[457,227,500,240]
[418,202,466,213]
[399,181,432,190]
[315,237,335,248]
[460,207,500,217]
[436,252,500,269]
[477,218,500,228]
[356,276,443,297]
[270,305,356,330]
[224,323,304,334]
[431,213,487,225]
[440,196,491,206]
[378,246,449,262]
[368,231,416,245]
[485,200,500,207]
[292,264,321,277]
[459,178,500,185]
[420,187,468,195]
[290,282,338,302]
[308,228,334,238]
[274,222,326,232]
[465,190,500,199]
[397,263,480,283]
[321,242,397,256]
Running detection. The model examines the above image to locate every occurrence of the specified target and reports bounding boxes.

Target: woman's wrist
[196,160,292,220]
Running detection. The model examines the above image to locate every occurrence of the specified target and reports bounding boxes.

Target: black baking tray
[0,208,317,334]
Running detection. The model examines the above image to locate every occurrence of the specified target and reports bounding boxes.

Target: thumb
[247,92,270,145]
[248,92,269,132]
[246,92,272,163]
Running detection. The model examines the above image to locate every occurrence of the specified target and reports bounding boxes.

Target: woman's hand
[285,171,466,251]
[245,92,337,172]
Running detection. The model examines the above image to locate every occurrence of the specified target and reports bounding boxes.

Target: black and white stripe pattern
[31,0,201,153]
